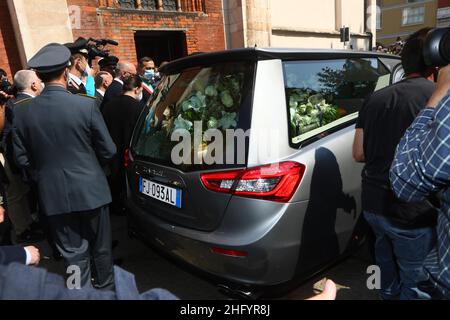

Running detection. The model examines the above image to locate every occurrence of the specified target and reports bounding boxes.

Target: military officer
[65,38,90,95]
[12,43,117,290]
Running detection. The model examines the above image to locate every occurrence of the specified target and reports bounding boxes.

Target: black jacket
[12,85,117,216]
[101,80,123,111]
[95,90,104,109]
[102,95,142,174]
[2,93,33,174]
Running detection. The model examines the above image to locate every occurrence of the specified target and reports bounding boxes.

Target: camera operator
[0,69,12,94]
[98,56,119,79]
[353,28,438,300]
[390,58,450,300]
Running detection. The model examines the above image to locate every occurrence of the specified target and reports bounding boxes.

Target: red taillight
[200,162,306,203]
[124,149,132,168]
[211,247,248,257]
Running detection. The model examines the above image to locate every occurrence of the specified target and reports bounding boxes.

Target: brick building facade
[0,0,225,78]
[0,0,21,79]
[68,0,225,65]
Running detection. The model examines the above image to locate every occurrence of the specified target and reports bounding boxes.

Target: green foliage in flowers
[173,115,193,131]
[220,91,234,109]
[207,117,219,129]
[219,112,237,129]
[173,72,244,136]
[288,89,340,136]
[205,85,218,97]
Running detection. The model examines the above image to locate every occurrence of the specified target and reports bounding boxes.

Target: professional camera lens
[424,27,450,67]
[440,31,450,63]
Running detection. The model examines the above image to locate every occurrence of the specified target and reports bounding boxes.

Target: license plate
[139,177,182,208]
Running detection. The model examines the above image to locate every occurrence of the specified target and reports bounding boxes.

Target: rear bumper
[126,197,309,286]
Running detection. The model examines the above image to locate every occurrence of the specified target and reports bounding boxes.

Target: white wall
[7,0,73,67]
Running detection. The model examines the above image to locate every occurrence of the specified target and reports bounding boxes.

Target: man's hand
[25,246,40,265]
[0,205,4,223]
[427,64,450,108]
[307,280,337,300]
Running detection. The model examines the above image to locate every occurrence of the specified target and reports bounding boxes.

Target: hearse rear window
[283,58,390,145]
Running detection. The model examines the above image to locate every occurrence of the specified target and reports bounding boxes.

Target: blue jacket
[0,263,178,300]
[0,246,26,265]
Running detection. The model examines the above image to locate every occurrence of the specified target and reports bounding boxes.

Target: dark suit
[2,93,35,237]
[95,90,104,109]
[12,85,117,290]
[0,246,26,265]
[102,95,142,215]
[0,263,178,300]
[3,93,33,171]
[101,79,123,111]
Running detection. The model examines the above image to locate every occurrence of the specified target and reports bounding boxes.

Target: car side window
[283,58,391,146]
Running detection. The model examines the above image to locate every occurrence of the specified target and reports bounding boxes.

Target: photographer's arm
[390,66,450,202]
[353,129,365,163]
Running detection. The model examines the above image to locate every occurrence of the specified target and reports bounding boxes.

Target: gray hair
[116,61,136,75]
[14,70,38,91]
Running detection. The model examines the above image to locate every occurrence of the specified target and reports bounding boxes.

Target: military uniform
[67,73,87,95]
[12,43,117,290]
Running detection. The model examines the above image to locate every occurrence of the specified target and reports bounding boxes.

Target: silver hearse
[125,48,402,297]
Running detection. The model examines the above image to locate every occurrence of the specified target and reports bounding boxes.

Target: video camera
[0,90,11,105]
[66,37,119,64]
[86,38,119,61]
[424,27,450,67]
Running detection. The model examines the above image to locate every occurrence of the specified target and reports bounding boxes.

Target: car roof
[161,47,400,74]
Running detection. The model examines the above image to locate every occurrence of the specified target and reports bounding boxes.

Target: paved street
[37,215,380,300]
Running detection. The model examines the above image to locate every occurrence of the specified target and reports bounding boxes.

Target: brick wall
[439,0,450,8]
[67,0,225,66]
[0,1,22,79]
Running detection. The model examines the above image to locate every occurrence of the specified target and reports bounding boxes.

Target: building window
[142,0,157,10]
[376,0,382,30]
[163,0,177,11]
[118,0,136,9]
[402,6,425,25]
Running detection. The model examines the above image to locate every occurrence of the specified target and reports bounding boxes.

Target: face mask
[144,69,155,79]
[84,64,92,77]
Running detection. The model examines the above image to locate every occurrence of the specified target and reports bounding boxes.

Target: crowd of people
[1,29,450,300]
[353,28,449,300]
[0,39,179,299]
[375,37,405,55]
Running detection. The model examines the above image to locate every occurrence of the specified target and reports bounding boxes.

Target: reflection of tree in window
[317,59,380,99]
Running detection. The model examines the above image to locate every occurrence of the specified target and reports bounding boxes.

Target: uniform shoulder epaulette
[77,93,96,100]
[14,98,33,106]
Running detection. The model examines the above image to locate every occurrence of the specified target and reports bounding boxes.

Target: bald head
[116,61,137,80]
[14,70,44,96]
